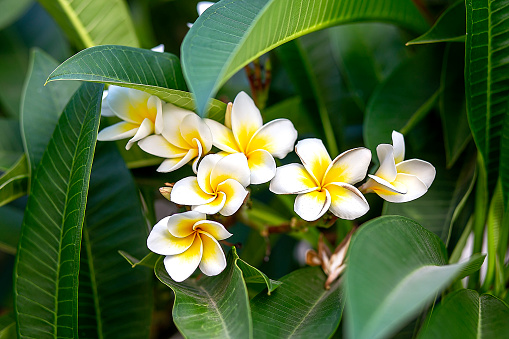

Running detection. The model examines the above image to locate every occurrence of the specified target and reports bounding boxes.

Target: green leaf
[407,0,466,45]
[345,216,482,339]
[251,267,343,339]
[262,97,319,136]
[78,142,152,338]
[0,204,23,254]
[182,0,429,115]
[21,49,80,174]
[501,113,509,207]
[419,289,509,338]
[236,257,281,294]
[0,154,28,207]
[37,0,138,48]
[465,0,509,196]
[119,251,159,269]
[46,45,227,119]
[14,82,103,338]
[0,119,23,171]
[0,0,32,30]
[0,313,16,339]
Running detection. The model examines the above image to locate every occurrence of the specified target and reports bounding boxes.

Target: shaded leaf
[501,112,509,207]
[0,0,32,30]
[0,313,16,339]
[0,119,23,171]
[119,251,159,269]
[0,155,28,207]
[0,204,23,254]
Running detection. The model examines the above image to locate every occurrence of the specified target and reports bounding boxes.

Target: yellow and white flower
[138,103,213,173]
[98,86,163,150]
[205,91,298,184]
[359,131,436,203]
[269,138,371,222]
[171,153,250,216]
[147,211,232,282]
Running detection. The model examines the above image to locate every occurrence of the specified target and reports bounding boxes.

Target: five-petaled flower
[147,211,232,282]
[170,153,250,216]
[205,91,298,184]
[270,138,371,222]
[359,131,435,203]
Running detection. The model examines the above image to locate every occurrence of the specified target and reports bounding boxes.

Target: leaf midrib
[198,286,231,339]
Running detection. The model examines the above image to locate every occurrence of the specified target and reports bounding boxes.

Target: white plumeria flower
[97,86,163,150]
[138,103,213,173]
[147,211,232,282]
[187,1,215,28]
[205,91,298,184]
[359,131,436,203]
[171,153,250,216]
[269,138,371,222]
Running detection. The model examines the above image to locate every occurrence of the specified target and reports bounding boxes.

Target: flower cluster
[97,87,435,282]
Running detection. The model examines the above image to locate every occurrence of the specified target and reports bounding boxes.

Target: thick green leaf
[251,267,343,339]
[0,155,28,207]
[0,0,32,30]
[236,257,281,294]
[407,0,466,45]
[14,82,103,338]
[182,0,429,115]
[38,0,138,48]
[0,313,16,339]
[21,49,80,174]
[47,45,226,119]
[0,119,23,171]
[0,204,23,254]
[419,289,509,338]
[78,142,152,338]
[345,216,482,339]
[465,0,509,196]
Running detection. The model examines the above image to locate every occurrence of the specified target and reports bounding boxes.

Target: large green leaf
[77,142,152,338]
[345,216,483,339]
[46,45,227,119]
[181,0,429,115]
[0,313,16,339]
[0,204,23,254]
[465,0,509,196]
[14,82,103,338]
[502,113,509,207]
[0,119,23,171]
[419,289,509,338]
[0,155,28,207]
[37,0,138,48]
[251,267,343,339]
[0,0,32,30]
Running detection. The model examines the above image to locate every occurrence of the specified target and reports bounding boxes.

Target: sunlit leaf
[0,154,28,207]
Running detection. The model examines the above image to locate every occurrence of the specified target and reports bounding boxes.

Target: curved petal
[362,174,407,194]
[325,183,369,220]
[163,236,203,282]
[295,138,331,185]
[100,91,115,117]
[97,122,138,141]
[161,103,193,148]
[107,86,155,124]
[198,232,227,277]
[210,153,250,189]
[374,144,397,182]
[193,220,232,240]
[167,211,206,237]
[392,130,405,164]
[180,114,213,154]
[171,176,215,205]
[193,192,226,215]
[157,149,198,173]
[151,95,164,134]
[231,91,263,151]
[191,139,204,174]
[396,159,436,188]
[246,119,298,158]
[269,163,318,194]
[197,1,214,15]
[224,102,233,129]
[247,149,276,185]
[294,189,331,222]
[323,147,371,186]
[216,178,249,216]
[138,135,188,158]
[126,118,154,150]
[204,118,240,153]
[197,154,224,194]
[379,173,428,203]
[151,44,165,53]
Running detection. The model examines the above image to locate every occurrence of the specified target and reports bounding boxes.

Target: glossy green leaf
[37,0,138,48]
[465,0,509,196]
[47,45,227,119]
[501,113,509,207]
[78,142,152,338]
[407,0,466,45]
[419,289,509,338]
[14,82,103,338]
[119,251,159,269]
[0,313,16,339]
[236,256,281,294]
[0,0,32,30]
[251,267,343,339]
[0,204,23,254]
[345,216,482,339]
[0,155,28,207]
[0,119,23,171]
[182,0,429,115]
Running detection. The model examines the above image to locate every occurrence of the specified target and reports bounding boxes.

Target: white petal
[216,178,249,216]
[156,151,197,173]
[294,190,331,222]
[197,154,224,194]
[150,95,164,134]
[323,147,371,186]
[231,91,263,151]
[247,149,276,184]
[151,44,165,53]
[210,153,251,189]
[97,122,138,141]
[365,174,407,194]
[325,183,369,220]
[295,138,331,185]
[147,217,195,255]
[161,103,193,148]
[126,118,154,150]
[180,113,213,153]
[204,118,240,153]
[191,139,204,174]
[193,220,232,240]
[163,236,203,282]
[269,163,317,194]
[101,92,115,117]
[167,211,205,238]
[375,144,397,182]
[198,232,227,277]
[396,159,436,188]
[246,119,298,158]
[197,1,214,15]
[107,86,155,124]
[193,193,227,215]
[138,135,188,158]
[171,176,215,205]
[392,131,405,164]
[375,173,428,203]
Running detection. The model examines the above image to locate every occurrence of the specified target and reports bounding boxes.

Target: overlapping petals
[359,131,436,203]
[170,153,250,216]
[147,211,232,282]
[270,138,371,221]
[205,91,298,184]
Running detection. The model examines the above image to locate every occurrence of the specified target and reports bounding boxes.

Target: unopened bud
[159,187,172,201]
[225,102,233,129]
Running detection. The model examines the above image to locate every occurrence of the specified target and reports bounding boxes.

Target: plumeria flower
[147,211,232,282]
[269,138,371,222]
[205,91,298,184]
[171,153,250,216]
[138,104,213,173]
[359,131,436,203]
